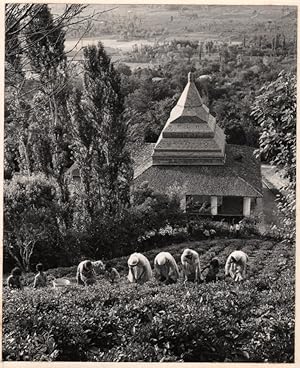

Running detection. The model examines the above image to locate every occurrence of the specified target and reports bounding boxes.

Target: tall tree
[251,71,296,241]
[4,4,93,181]
[23,5,72,197]
[5,4,76,230]
[68,42,133,219]
[4,4,93,231]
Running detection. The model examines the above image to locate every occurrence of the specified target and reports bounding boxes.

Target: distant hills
[50,5,297,44]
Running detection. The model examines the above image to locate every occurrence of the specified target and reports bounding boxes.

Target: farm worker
[76,260,97,286]
[209,228,216,239]
[202,258,220,283]
[235,223,241,237]
[33,263,47,288]
[225,250,248,282]
[127,252,152,284]
[91,260,105,274]
[181,248,203,283]
[229,224,235,237]
[104,262,120,284]
[7,267,23,290]
[154,252,180,284]
[203,229,210,239]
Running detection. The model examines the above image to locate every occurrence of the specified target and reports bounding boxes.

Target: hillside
[3,238,295,362]
[50,5,297,43]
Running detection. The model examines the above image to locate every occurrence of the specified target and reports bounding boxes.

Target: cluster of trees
[122,33,296,67]
[67,11,168,41]
[4,5,296,271]
[114,38,295,148]
[4,5,176,271]
[251,71,296,242]
[123,40,221,65]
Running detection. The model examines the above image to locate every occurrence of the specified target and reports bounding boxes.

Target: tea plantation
[3,238,295,362]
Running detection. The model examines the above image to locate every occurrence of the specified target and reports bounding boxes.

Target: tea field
[2,238,295,362]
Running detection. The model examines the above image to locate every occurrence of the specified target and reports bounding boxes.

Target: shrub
[4,173,63,272]
[3,238,295,362]
[3,274,294,362]
[77,182,186,260]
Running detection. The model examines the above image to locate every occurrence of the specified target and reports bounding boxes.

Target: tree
[5,4,87,89]
[4,5,108,232]
[22,5,73,205]
[131,182,184,234]
[144,96,178,142]
[224,122,247,146]
[68,42,133,219]
[5,4,111,181]
[4,174,62,271]
[251,71,296,241]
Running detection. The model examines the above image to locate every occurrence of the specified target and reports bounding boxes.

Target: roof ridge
[230,168,263,197]
[133,159,152,179]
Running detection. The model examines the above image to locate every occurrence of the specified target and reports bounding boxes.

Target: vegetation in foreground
[3,238,295,362]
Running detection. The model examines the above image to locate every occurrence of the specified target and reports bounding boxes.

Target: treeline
[4,5,190,272]
[4,5,296,273]
[114,39,295,149]
[66,5,297,48]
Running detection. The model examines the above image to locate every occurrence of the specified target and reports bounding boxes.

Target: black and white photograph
[2,2,297,363]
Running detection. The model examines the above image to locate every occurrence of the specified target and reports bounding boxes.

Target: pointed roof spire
[188,71,194,83]
[167,72,209,122]
[151,73,226,166]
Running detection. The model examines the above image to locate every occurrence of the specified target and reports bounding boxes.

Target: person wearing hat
[181,248,203,283]
[127,252,152,284]
[154,251,179,284]
[225,250,248,282]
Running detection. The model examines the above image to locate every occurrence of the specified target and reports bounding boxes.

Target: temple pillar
[180,195,187,212]
[243,197,251,217]
[211,196,218,215]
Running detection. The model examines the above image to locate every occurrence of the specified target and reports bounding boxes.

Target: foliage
[71,182,185,260]
[251,71,296,241]
[4,174,62,271]
[24,5,67,81]
[68,42,133,219]
[3,238,294,362]
[5,4,75,229]
[143,96,178,142]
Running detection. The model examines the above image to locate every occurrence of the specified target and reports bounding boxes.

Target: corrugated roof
[134,144,263,198]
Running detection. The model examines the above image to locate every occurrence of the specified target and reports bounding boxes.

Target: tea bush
[3,239,295,362]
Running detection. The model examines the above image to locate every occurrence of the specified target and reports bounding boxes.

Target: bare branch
[5,4,36,35]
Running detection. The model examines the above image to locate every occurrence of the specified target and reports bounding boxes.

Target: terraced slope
[3,238,295,362]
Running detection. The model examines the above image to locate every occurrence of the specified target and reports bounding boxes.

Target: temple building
[133,73,263,217]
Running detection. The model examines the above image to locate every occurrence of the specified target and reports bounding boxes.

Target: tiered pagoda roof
[152,72,226,166]
[133,73,263,199]
[134,144,263,198]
